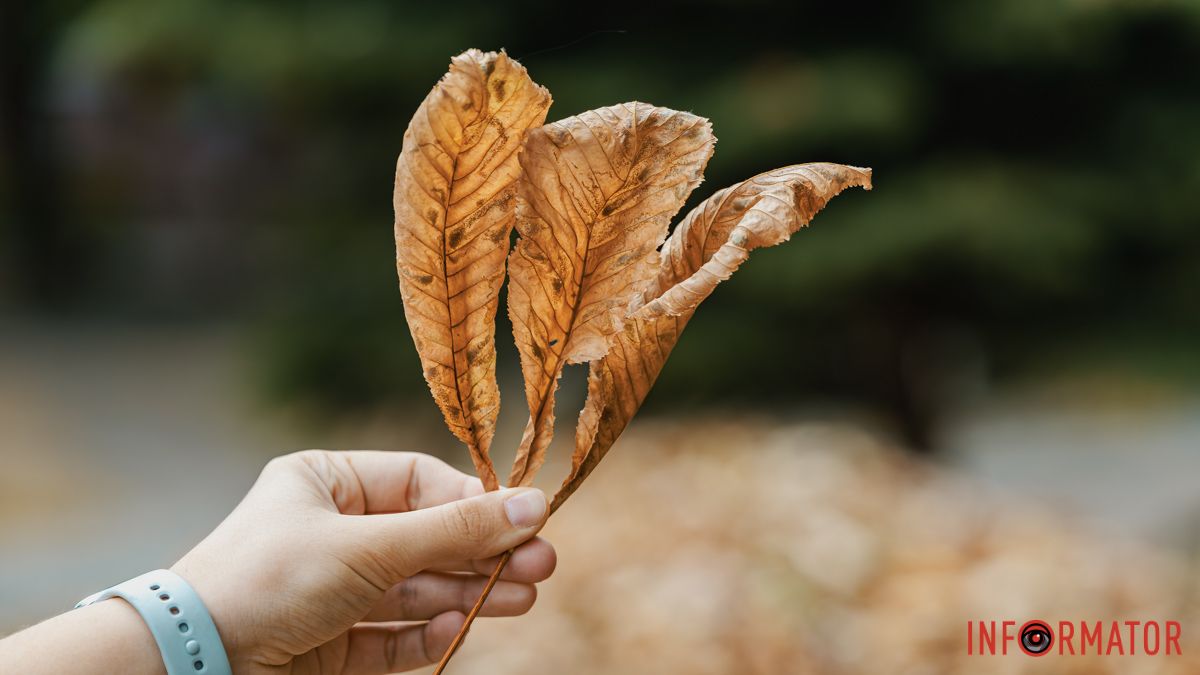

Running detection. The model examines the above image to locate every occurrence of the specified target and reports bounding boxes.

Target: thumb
[352,487,548,580]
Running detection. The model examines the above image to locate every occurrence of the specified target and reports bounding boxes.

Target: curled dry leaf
[506,103,716,486]
[552,163,873,511]
[394,49,551,490]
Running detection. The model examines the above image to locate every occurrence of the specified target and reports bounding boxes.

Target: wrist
[75,569,235,675]
[85,601,169,675]
[169,559,251,672]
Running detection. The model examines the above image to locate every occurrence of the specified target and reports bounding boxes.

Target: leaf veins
[394,49,551,490]
[506,102,716,486]
[553,163,873,510]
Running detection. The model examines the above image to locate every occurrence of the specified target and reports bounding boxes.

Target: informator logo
[967,619,1183,657]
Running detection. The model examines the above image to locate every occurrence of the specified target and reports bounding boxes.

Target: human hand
[171,450,554,674]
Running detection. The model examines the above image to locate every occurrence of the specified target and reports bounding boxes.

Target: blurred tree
[0,2,90,307]
[3,0,1199,449]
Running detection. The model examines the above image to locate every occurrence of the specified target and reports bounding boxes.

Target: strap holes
[149,584,160,591]
[178,622,189,633]
[169,606,180,615]
[159,593,170,601]
[193,659,204,670]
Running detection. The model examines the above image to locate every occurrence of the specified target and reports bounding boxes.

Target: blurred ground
[452,421,1200,675]
[2,322,1198,674]
[0,322,275,625]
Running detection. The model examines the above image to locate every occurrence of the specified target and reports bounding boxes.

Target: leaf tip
[854,166,873,191]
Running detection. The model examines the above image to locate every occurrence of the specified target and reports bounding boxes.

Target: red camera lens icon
[1019,620,1054,657]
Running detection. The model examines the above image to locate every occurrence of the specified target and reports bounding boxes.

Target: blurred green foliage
[2,0,1199,446]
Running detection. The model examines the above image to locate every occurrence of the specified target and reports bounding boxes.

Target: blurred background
[2,0,1199,672]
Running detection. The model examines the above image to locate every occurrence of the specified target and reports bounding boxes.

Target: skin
[0,450,556,674]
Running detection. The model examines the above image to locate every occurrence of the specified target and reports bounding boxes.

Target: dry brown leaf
[394,49,551,490]
[506,103,715,486]
[552,163,873,510]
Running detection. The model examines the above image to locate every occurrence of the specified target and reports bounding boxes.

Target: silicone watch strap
[75,569,232,675]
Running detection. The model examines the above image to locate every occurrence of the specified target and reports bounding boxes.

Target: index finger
[292,450,486,515]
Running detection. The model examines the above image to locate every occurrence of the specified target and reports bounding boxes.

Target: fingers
[351,487,548,580]
[363,572,536,621]
[432,536,557,583]
[275,450,485,515]
[340,611,464,675]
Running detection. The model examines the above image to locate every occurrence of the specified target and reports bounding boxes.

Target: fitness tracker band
[75,569,232,675]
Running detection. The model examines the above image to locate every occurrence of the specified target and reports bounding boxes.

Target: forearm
[0,600,165,675]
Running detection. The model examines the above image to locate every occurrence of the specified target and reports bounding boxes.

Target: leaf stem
[432,548,514,674]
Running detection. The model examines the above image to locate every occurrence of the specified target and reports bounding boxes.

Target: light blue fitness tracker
[75,569,232,675]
